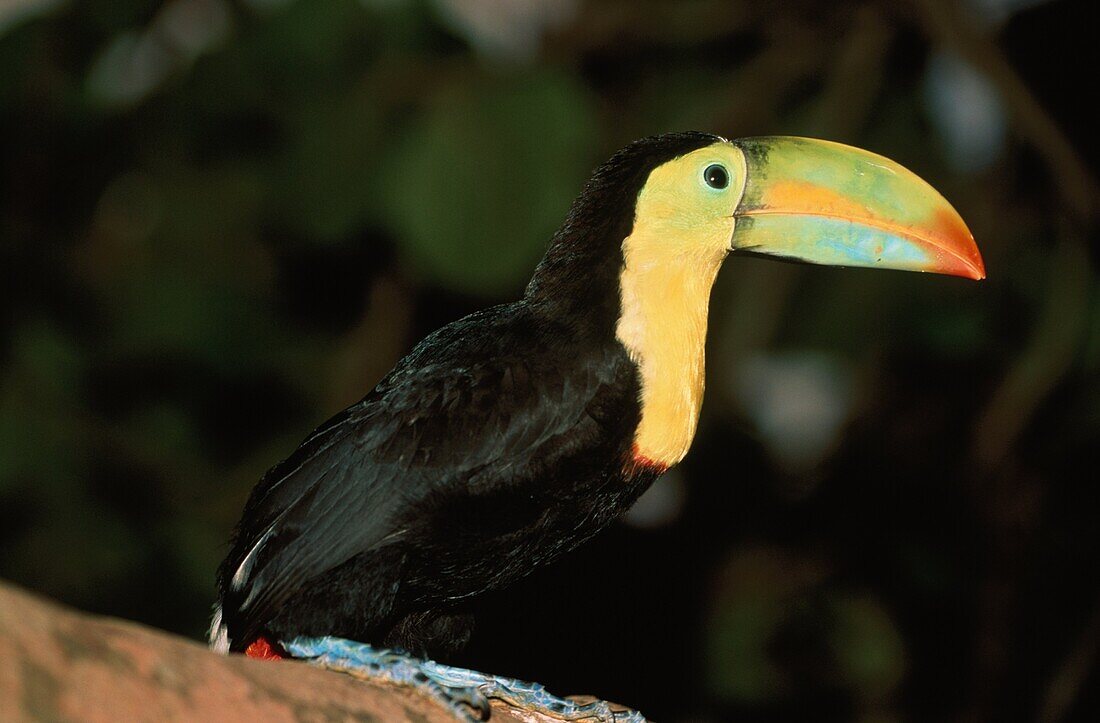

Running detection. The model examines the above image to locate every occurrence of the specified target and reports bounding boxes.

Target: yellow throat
[614,145,745,467]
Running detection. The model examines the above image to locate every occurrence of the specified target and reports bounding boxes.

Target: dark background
[2,0,1098,721]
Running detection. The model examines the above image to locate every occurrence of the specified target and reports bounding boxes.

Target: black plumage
[214,132,720,657]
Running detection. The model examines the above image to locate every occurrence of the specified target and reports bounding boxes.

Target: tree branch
[0,581,610,722]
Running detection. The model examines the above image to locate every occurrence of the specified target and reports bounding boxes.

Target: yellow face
[629,141,747,262]
[616,135,983,469]
[618,141,747,469]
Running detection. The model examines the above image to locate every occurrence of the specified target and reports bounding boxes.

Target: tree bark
[0,581,606,722]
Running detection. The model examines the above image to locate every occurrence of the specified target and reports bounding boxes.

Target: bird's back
[213,300,654,656]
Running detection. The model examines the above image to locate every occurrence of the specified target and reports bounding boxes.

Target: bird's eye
[703,164,729,190]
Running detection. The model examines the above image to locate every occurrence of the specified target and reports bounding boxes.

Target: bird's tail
[208,604,230,654]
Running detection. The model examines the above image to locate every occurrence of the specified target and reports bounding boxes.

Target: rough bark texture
[0,581,615,722]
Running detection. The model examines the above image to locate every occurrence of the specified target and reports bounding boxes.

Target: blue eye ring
[703,163,729,190]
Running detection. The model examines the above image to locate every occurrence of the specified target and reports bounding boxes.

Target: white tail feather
[208,605,230,654]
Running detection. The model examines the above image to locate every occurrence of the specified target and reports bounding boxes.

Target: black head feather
[524,131,722,330]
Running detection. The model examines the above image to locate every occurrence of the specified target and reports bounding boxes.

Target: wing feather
[217,307,624,647]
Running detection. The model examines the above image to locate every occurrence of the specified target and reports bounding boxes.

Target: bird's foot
[283,636,489,720]
[283,636,647,723]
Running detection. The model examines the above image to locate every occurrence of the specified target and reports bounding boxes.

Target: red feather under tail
[244,636,286,661]
[624,444,669,477]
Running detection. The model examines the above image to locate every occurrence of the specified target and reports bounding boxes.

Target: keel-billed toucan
[210,133,982,717]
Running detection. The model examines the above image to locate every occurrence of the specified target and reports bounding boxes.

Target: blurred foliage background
[2,0,1099,720]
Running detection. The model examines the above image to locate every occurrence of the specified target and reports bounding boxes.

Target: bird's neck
[616,242,724,469]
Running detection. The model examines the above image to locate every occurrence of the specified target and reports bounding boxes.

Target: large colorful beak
[730,137,984,279]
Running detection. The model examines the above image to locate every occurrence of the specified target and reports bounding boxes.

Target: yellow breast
[616,240,727,467]
[613,144,742,468]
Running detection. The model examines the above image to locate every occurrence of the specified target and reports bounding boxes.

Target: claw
[282,637,485,720]
[283,636,647,722]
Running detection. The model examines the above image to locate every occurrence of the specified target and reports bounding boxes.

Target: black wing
[216,306,624,648]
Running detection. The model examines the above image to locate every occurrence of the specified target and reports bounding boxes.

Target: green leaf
[378,69,598,295]
[276,86,385,241]
[827,593,907,700]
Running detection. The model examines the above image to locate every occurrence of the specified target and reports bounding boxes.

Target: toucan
[210,132,983,720]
